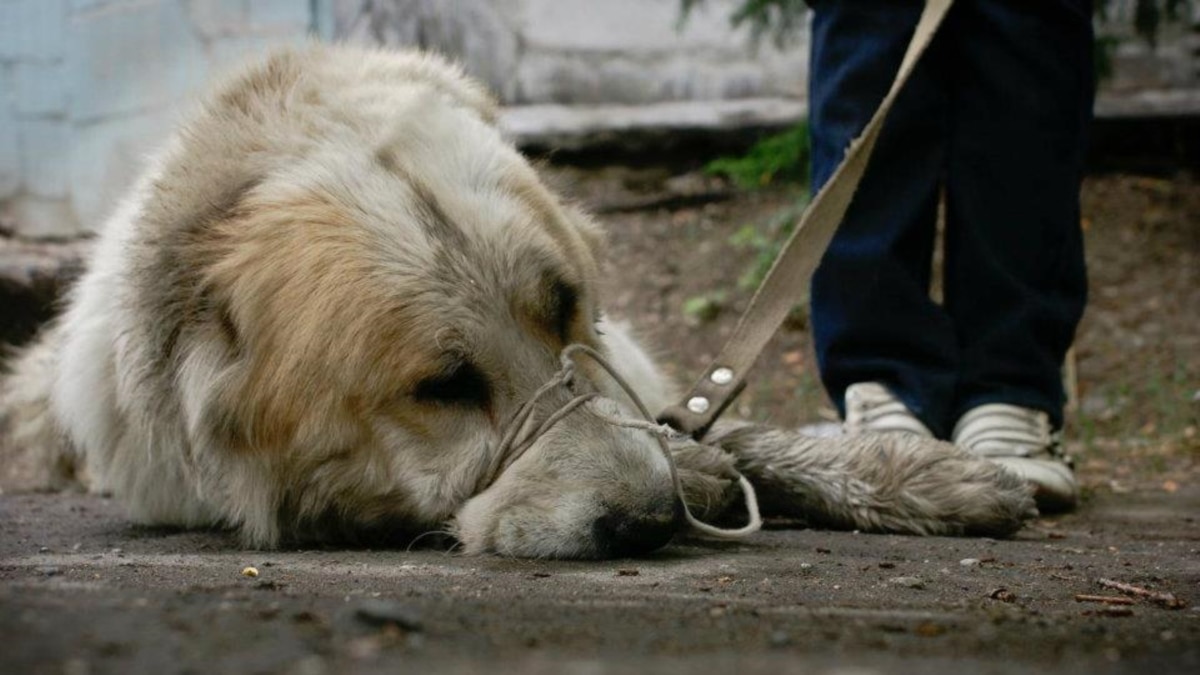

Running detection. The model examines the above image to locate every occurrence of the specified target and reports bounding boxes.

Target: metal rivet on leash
[709,367,734,385]
[686,396,710,414]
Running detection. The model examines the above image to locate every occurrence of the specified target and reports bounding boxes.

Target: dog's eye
[414,362,490,407]
[550,279,578,341]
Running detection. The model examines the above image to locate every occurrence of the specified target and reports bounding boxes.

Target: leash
[486,344,762,540]
[659,0,955,438]
[476,0,954,544]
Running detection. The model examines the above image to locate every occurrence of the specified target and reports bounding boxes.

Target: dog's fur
[0,46,1034,558]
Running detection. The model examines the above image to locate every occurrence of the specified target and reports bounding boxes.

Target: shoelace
[479,344,762,540]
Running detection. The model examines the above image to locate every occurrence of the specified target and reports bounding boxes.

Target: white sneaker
[952,403,1078,512]
[843,382,934,437]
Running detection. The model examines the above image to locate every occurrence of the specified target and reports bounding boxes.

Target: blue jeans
[808,0,1093,437]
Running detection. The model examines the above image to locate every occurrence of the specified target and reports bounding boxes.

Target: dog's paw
[669,439,738,521]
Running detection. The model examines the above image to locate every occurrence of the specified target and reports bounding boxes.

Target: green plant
[728,196,809,291]
[681,0,1195,75]
[679,0,809,49]
[705,122,810,190]
[682,291,729,324]
[1096,0,1192,48]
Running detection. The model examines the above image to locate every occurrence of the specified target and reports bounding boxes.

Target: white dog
[0,46,1034,558]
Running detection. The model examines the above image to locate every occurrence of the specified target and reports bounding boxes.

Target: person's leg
[941,0,1093,511]
[808,0,956,436]
[943,0,1093,428]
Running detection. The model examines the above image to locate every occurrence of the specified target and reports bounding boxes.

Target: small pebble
[768,630,791,647]
[292,654,328,675]
[241,566,259,578]
[960,558,981,567]
[888,576,926,589]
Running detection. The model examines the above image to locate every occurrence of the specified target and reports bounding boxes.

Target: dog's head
[133,47,681,557]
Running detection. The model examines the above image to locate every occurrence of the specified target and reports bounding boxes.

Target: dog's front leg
[703,421,1037,537]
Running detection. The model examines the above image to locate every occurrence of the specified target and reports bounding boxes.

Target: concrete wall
[0,0,808,239]
[0,0,326,238]
[0,0,1195,239]
[332,0,807,105]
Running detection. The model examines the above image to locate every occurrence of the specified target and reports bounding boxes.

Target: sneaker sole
[989,457,1078,513]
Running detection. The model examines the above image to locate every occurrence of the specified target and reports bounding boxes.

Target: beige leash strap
[660,0,955,438]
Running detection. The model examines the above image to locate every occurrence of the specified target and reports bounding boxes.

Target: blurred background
[0,0,1195,238]
[0,0,1196,493]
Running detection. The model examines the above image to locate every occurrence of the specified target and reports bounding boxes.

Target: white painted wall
[0,0,324,237]
[332,0,808,104]
[0,0,808,238]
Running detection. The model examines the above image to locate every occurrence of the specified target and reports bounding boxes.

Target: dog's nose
[592,498,683,557]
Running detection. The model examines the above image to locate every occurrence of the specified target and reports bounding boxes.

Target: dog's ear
[524,162,609,269]
[368,49,501,126]
[561,204,608,268]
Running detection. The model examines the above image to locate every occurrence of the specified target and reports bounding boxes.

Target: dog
[0,46,1034,558]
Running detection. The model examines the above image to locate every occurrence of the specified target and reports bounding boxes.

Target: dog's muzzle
[478,344,762,543]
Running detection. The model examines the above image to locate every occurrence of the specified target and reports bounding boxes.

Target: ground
[1,167,1196,674]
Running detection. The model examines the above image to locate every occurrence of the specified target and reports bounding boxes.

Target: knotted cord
[481,343,762,540]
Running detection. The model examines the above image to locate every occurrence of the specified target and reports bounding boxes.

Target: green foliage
[1097,0,1192,48]
[679,0,810,48]
[682,291,728,324]
[681,0,1195,79]
[1093,35,1121,82]
[728,196,809,291]
[705,122,810,190]
[703,121,811,294]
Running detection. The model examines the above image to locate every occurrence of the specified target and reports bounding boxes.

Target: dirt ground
[1,167,1197,674]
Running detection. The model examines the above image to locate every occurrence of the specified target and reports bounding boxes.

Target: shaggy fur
[686,424,1035,537]
[0,45,1035,558]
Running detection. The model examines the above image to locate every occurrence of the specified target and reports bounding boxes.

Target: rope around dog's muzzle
[481,344,762,540]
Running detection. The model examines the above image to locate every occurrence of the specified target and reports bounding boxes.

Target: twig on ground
[1097,578,1186,609]
[1074,594,1135,605]
[1082,607,1135,618]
